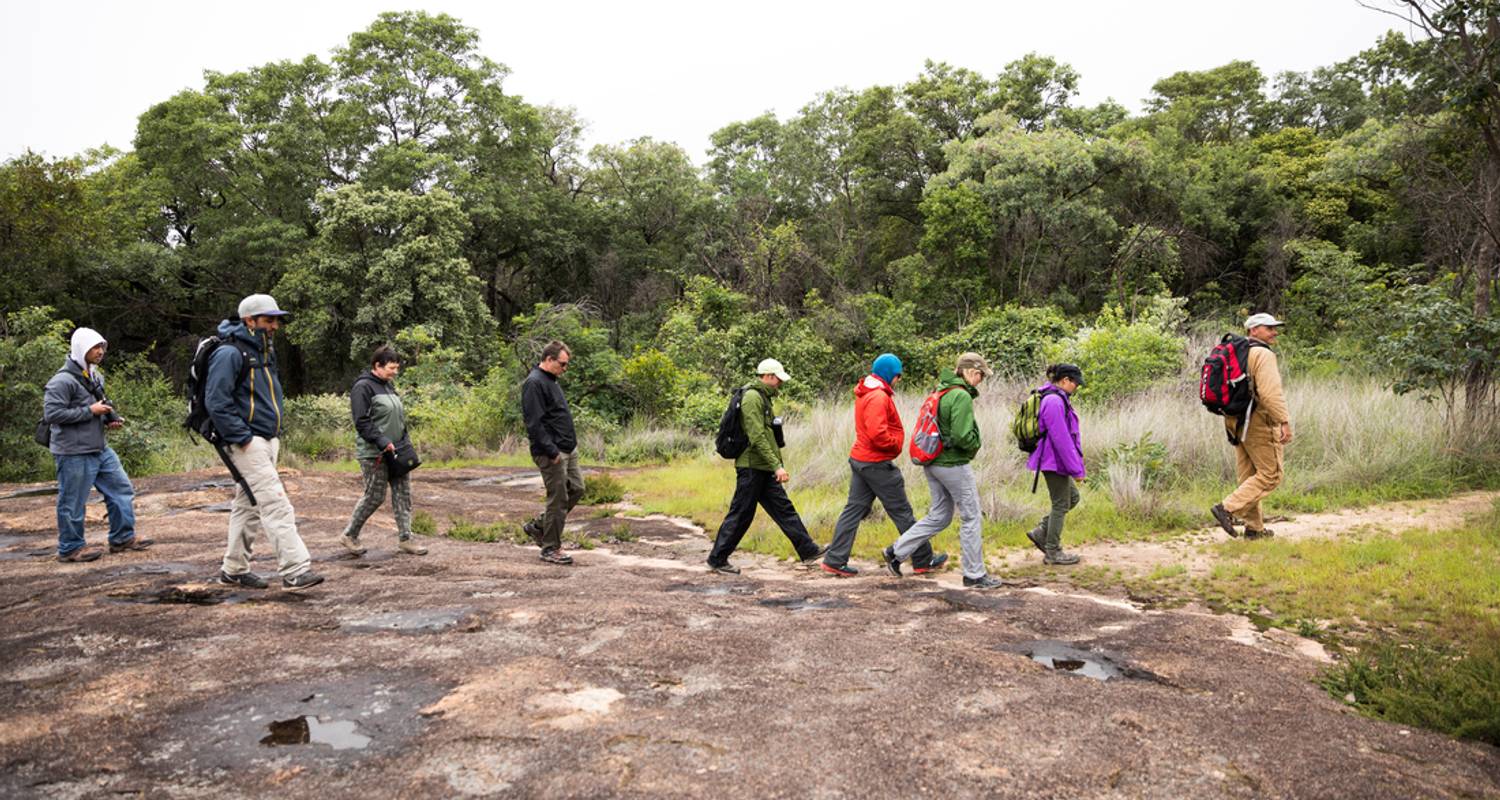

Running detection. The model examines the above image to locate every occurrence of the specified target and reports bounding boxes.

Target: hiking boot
[707,560,740,575]
[540,546,574,565]
[523,519,543,546]
[913,552,949,574]
[1025,526,1047,555]
[398,537,428,555]
[880,546,903,577]
[1243,528,1275,541]
[799,544,829,566]
[339,534,367,556]
[108,537,154,553]
[1043,549,1081,565]
[963,574,1004,590]
[1210,504,1240,538]
[219,569,268,589]
[57,547,102,563]
[282,571,325,591]
[821,561,859,577]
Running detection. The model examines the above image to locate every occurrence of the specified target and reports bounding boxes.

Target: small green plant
[563,529,596,550]
[445,516,526,544]
[1319,639,1500,746]
[608,522,637,542]
[580,472,626,505]
[411,510,437,536]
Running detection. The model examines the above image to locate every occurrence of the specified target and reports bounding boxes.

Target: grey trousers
[532,451,585,549]
[892,464,986,579]
[1036,471,1080,552]
[826,458,934,568]
[343,458,414,540]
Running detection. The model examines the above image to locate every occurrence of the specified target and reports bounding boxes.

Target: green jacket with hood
[932,370,981,467]
[734,382,783,472]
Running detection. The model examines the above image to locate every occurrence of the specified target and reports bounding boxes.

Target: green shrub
[411,510,437,536]
[607,423,704,464]
[580,472,626,505]
[676,389,728,433]
[281,393,352,461]
[1047,304,1185,403]
[621,349,682,419]
[105,352,182,475]
[445,516,527,544]
[932,304,1072,382]
[1320,639,1500,746]
[0,306,71,481]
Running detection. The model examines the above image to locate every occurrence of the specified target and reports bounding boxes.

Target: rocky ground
[2,465,1497,799]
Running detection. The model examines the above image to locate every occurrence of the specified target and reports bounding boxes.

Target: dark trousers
[826,458,934,568]
[709,467,820,565]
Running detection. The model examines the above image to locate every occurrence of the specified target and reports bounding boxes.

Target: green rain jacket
[734,382,783,472]
[931,370,981,467]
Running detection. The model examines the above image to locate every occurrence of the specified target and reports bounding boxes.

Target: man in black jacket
[521,340,585,565]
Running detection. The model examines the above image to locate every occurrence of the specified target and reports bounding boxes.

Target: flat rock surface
[2,467,1497,798]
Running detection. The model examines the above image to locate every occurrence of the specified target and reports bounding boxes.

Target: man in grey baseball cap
[1210,312,1292,541]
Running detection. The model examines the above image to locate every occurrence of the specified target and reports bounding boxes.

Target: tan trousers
[221,436,312,578]
[1222,419,1284,531]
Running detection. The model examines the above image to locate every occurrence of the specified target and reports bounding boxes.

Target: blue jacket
[205,320,285,445]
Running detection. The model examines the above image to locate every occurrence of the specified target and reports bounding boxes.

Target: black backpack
[184,327,254,444]
[714,387,750,459]
[1199,334,1267,419]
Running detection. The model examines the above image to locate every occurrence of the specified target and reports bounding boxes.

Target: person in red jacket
[822,354,948,576]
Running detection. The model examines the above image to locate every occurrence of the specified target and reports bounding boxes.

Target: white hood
[70,328,106,372]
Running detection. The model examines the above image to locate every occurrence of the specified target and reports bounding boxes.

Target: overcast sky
[3,0,1411,163]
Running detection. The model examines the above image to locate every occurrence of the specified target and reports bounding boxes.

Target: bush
[606,423,704,464]
[0,306,71,481]
[1320,639,1500,746]
[281,393,352,461]
[1047,303,1185,404]
[105,352,183,476]
[621,349,683,420]
[932,304,1072,382]
[579,472,627,504]
[676,389,728,433]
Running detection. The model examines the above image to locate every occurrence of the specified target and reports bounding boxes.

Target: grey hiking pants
[1036,471,1080,552]
[343,457,414,540]
[891,463,986,579]
[826,458,934,569]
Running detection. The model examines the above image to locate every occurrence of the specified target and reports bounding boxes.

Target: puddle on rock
[104,562,197,577]
[260,716,372,750]
[663,582,756,597]
[106,586,310,606]
[756,596,851,612]
[921,589,1021,613]
[1002,640,1161,683]
[340,607,477,635]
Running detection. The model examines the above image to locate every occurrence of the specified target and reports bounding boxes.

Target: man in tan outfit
[1211,313,1291,540]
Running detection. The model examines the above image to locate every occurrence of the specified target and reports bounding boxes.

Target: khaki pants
[532,451,585,549]
[221,436,311,578]
[1222,419,1284,531]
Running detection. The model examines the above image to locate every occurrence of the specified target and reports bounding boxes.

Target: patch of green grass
[607,522,638,542]
[411,510,437,536]
[445,516,527,544]
[563,528,596,550]
[1146,563,1187,581]
[580,472,627,505]
[1320,638,1500,746]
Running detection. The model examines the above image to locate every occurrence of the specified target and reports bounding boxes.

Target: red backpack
[909,388,957,465]
[1200,334,1267,422]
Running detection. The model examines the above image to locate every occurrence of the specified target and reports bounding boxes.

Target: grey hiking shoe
[219,570,268,589]
[1044,549,1081,565]
[339,534,367,556]
[1025,525,1047,554]
[540,546,574,565]
[523,519,543,546]
[282,571,325,590]
[398,537,428,555]
[880,545,902,577]
[962,574,1004,590]
[1210,504,1240,538]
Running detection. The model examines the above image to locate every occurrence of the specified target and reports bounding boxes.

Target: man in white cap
[1211,313,1292,540]
[42,328,152,562]
[206,294,323,590]
[705,358,826,574]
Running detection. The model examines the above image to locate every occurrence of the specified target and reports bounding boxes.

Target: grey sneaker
[1025,525,1047,554]
[962,574,1004,590]
[880,546,902,577]
[219,569,268,589]
[1043,550,1081,565]
[1210,504,1240,538]
[339,535,367,556]
[398,537,428,555]
[282,571,325,590]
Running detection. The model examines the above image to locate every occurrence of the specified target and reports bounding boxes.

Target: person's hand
[106,419,124,430]
[384,442,396,454]
[552,454,564,466]
[89,401,111,416]
[1280,423,1293,444]
[774,468,789,483]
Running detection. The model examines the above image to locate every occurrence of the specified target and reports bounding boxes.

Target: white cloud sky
[3,0,1411,163]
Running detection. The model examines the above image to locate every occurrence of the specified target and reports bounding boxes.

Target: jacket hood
[938,369,977,396]
[218,318,268,352]
[855,373,893,398]
[69,328,106,372]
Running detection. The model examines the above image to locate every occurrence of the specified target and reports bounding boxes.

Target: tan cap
[955,352,993,378]
[756,358,791,381]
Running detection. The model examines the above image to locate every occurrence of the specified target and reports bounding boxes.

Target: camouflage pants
[343,458,413,540]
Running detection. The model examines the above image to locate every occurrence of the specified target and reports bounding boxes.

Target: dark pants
[1036,471,1080,552]
[532,451,585,549]
[826,458,935,568]
[709,467,820,565]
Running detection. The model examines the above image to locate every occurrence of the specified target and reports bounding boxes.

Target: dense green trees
[3,4,1498,458]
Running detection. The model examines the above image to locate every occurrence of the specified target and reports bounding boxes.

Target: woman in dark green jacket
[340,346,426,556]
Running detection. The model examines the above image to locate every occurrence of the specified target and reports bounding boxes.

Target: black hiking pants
[709,467,820,565]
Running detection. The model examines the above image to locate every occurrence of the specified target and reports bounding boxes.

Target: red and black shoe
[913,553,949,574]
[820,561,859,577]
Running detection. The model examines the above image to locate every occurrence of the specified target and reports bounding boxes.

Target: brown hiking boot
[108,537,154,553]
[57,547,103,563]
[1210,504,1240,538]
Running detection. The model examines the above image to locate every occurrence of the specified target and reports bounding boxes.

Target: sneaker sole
[820,563,856,578]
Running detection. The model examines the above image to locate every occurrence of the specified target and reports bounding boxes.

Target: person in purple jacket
[1024,364,1086,565]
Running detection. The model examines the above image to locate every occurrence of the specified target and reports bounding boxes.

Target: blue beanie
[871,353,903,384]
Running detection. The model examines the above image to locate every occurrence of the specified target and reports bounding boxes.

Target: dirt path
[1,468,1496,798]
[990,490,1500,578]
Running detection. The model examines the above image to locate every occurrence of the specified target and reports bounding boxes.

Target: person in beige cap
[705,358,826,574]
[1210,313,1291,540]
[884,352,1003,589]
[207,294,324,590]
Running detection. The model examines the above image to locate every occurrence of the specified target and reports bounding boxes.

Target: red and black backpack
[1199,334,1266,418]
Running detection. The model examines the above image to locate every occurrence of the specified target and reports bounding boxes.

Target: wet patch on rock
[102,562,199,578]
[663,582,756,597]
[1001,640,1164,683]
[104,585,311,606]
[920,588,1022,614]
[339,607,480,635]
[260,715,372,750]
[755,595,851,612]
